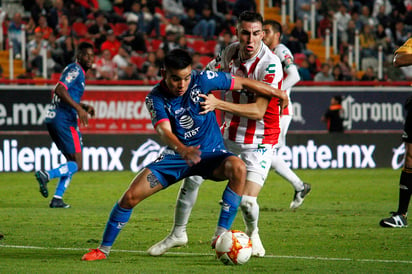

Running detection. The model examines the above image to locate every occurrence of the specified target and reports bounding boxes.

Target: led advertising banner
[0,133,404,172]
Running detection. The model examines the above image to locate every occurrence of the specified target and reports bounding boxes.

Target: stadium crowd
[3,0,412,81]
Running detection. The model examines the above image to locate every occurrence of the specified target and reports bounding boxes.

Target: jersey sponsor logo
[184,126,200,139]
[65,68,79,83]
[265,64,277,73]
[205,70,218,79]
[179,115,194,129]
[263,73,275,84]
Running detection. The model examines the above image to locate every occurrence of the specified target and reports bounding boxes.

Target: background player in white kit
[263,19,311,209]
[148,11,285,258]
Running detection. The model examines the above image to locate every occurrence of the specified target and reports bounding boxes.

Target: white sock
[271,156,304,191]
[98,245,111,255]
[240,195,259,235]
[172,176,203,237]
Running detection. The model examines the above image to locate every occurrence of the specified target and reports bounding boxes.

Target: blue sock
[54,175,71,198]
[101,203,133,247]
[48,161,78,180]
[217,186,242,230]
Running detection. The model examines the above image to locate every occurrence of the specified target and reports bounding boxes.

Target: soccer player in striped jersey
[34,42,95,208]
[263,19,311,209]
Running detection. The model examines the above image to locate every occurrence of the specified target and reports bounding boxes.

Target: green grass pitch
[0,168,411,273]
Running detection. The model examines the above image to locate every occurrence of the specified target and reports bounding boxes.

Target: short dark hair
[238,11,263,25]
[263,19,282,36]
[77,42,94,53]
[333,95,343,104]
[164,49,192,70]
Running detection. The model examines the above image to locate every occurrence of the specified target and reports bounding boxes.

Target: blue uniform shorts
[46,121,83,154]
[146,150,236,188]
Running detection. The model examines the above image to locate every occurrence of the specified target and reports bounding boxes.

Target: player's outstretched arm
[199,93,269,120]
[54,83,89,126]
[155,120,201,166]
[393,52,412,67]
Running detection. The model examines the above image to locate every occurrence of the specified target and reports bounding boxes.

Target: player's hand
[179,145,202,166]
[82,104,96,118]
[199,94,218,115]
[279,94,289,116]
[77,108,89,127]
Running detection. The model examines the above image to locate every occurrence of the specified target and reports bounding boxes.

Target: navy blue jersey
[145,70,234,152]
[45,62,86,125]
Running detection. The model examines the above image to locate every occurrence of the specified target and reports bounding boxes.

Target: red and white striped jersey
[220,41,283,145]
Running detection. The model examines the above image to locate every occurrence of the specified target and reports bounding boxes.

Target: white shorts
[225,139,275,186]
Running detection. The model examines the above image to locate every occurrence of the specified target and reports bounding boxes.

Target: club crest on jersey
[145,98,156,119]
[65,68,79,83]
[190,87,201,103]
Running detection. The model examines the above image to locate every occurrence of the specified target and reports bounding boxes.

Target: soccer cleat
[380,212,408,228]
[35,170,50,198]
[290,183,311,209]
[49,197,71,208]
[147,233,188,256]
[248,231,265,257]
[81,248,107,261]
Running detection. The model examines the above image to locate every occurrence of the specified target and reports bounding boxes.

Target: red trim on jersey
[70,126,82,153]
[229,77,235,90]
[248,57,260,75]
[244,95,257,143]
[262,80,283,144]
[228,92,240,140]
[154,118,169,129]
[59,81,68,90]
[282,90,290,115]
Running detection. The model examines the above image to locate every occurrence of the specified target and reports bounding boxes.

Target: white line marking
[1,244,411,264]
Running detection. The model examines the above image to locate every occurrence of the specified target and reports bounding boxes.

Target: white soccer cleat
[147,233,188,256]
[249,232,265,257]
[290,183,311,209]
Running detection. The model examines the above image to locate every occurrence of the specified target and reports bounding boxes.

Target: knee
[120,190,139,209]
[240,195,257,212]
[231,159,246,179]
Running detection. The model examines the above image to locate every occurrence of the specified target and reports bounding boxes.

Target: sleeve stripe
[154,118,170,128]
[58,81,68,90]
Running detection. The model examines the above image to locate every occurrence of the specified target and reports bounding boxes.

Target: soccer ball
[215,230,252,265]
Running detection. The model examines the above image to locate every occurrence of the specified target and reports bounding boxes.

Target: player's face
[237,20,264,59]
[262,25,279,48]
[163,65,192,97]
[78,48,95,71]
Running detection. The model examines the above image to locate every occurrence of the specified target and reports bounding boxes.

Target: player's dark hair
[164,49,192,70]
[238,11,263,25]
[77,42,94,54]
[334,95,343,104]
[263,19,282,36]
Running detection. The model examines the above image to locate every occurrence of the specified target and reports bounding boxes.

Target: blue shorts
[46,122,83,154]
[146,150,236,188]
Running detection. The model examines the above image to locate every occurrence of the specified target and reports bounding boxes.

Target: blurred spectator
[232,0,256,18]
[214,31,233,57]
[165,15,185,37]
[73,0,99,21]
[375,23,393,54]
[359,24,377,58]
[372,0,392,18]
[58,35,76,66]
[56,14,72,38]
[321,95,344,133]
[143,64,162,82]
[8,12,24,59]
[154,47,165,68]
[112,45,141,80]
[337,54,353,81]
[48,31,65,71]
[181,7,200,35]
[334,4,351,43]
[160,30,179,54]
[88,12,112,51]
[35,15,53,40]
[392,21,410,48]
[280,23,291,45]
[332,65,344,81]
[193,6,217,41]
[212,0,235,35]
[119,16,147,53]
[31,0,50,28]
[141,52,157,73]
[317,10,333,41]
[162,0,185,18]
[176,35,194,54]
[126,1,163,38]
[101,30,121,57]
[359,5,376,28]
[191,52,204,71]
[48,0,69,29]
[95,49,118,80]
[27,28,52,76]
[375,5,391,29]
[298,58,313,81]
[339,19,356,54]
[141,0,167,37]
[288,19,308,53]
[314,63,334,81]
[360,66,378,81]
[307,53,321,78]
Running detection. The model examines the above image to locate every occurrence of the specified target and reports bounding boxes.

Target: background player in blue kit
[34,42,95,209]
[82,49,288,261]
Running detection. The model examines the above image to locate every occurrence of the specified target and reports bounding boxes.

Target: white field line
[0,244,411,264]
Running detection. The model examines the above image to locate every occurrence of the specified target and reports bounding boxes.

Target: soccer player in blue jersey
[81,48,287,261]
[34,42,95,208]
